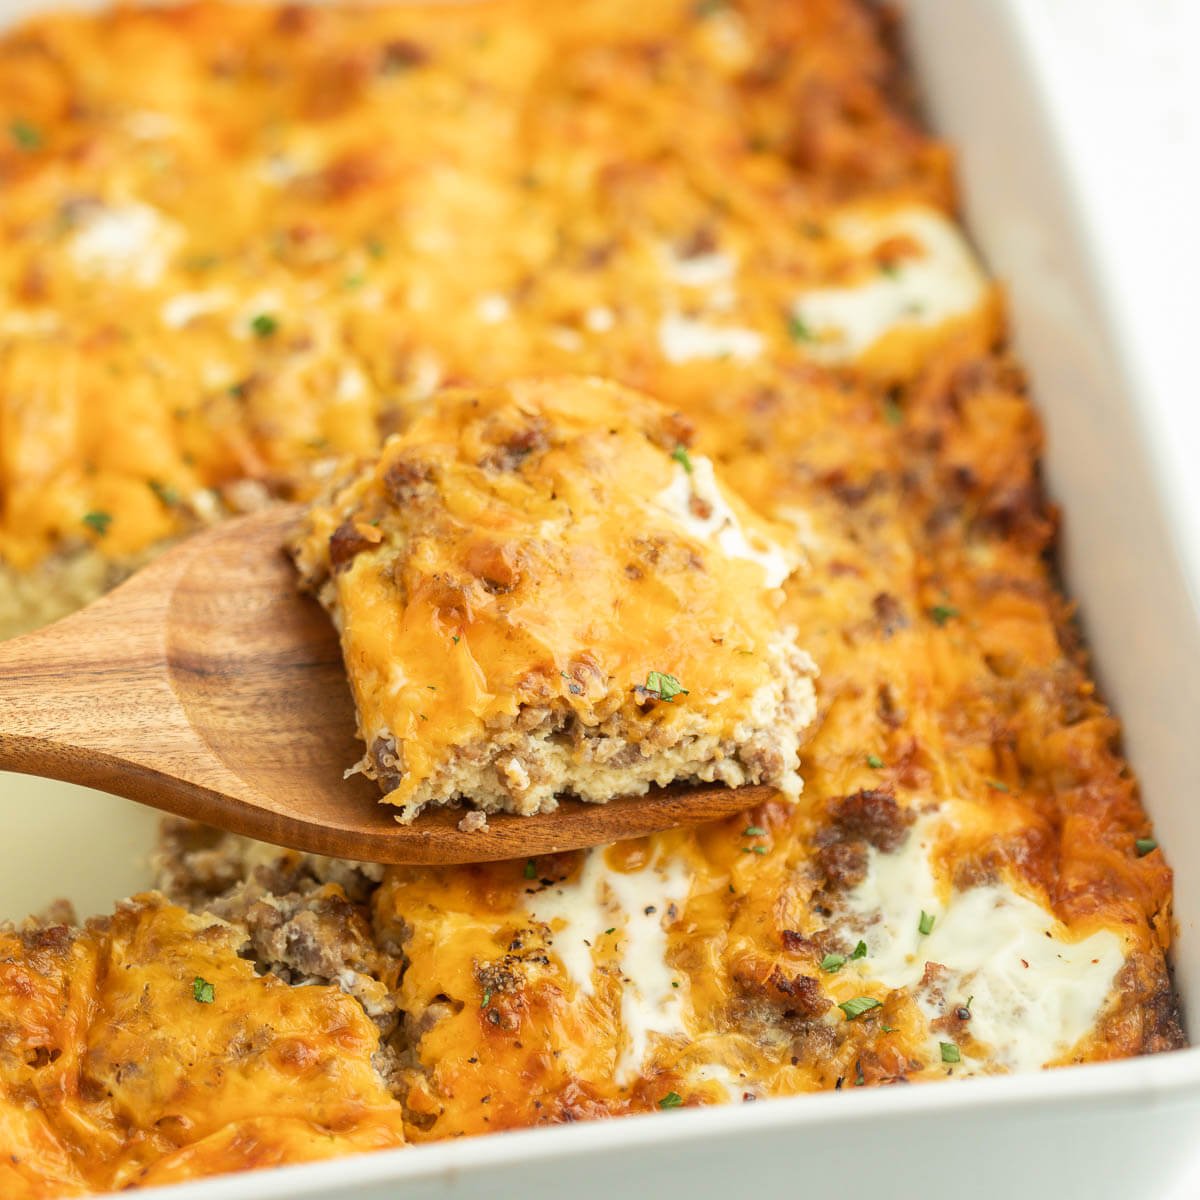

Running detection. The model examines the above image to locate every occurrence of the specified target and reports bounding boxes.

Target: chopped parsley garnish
[918,910,935,936]
[644,671,688,702]
[820,953,845,974]
[523,859,537,880]
[480,988,492,1008]
[452,634,461,644]
[929,603,959,626]
[82,511,112,536]
[604,927,616,935]
[9,119,41,150]
[250,313,278,338]
[880,262,901,279]
[744,826,766,837]
[183,252,220,273]
[192,976,215,1004]
[849,940,868,960]
[658,1091,684,1109]
[838,996,882,1021]
[671,445,694,474]
[1135,837,1158,857]
[866,754,885,769]
[365,236,386,260]
[986,778,1010,793]
[940,1042,961,1064]
[751,845,767,856]
[787,313,814,343]
[149,480,181,507]
[882,396,903,427]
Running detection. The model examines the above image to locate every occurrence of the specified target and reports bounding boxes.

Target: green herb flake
[940,1042,961,1064]
[671,445,694,474]
[787,313,814,343]
[986,778,1010,793]
[1135,837,1158,857]
[82,511,112,537]
[744,826,766,837]
[149,480,181,507]
[866,754,885,769]
[644,671,688,703]
[820,953,845,974]
[882,397,903,427]
[838,996,882,1021]
[183,252,220,273]
[192,976,215,1004]
[881,1024,896,1033]
[880,261,901,279]
[365,236,386,260]
[523,859,537,880]
[658,1091,684,1109]
[918,910,935,936]
[480,988,492,1008]
[849,940,868,961]
[929,603,959,626]
[604,927,616,935]
[9,119,42,151]
[751,845,768,856]
[250,312,279,338]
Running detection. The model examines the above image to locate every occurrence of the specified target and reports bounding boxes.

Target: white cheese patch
[68,202,182,287]
[791,206,987,363]
[839,816,1126,1074]
[160,290,228,329]
[525,848,692,1084]
[689,1061,746,1100]
[584,305,615,333]
[405,350,444,401]
[666,249,737,289]
[476,293,512,324]
[654,457,794,588]
[335,364,370,402]
[658,313,763,364]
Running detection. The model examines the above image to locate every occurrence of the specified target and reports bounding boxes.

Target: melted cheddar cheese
[289,377,815,818]
[0,0,1182,1192]
[0,896,406,1198]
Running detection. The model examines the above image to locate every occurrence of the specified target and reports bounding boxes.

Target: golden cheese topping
[0,0,983,589]
[291,377,815,818]
[0,896,406,1198]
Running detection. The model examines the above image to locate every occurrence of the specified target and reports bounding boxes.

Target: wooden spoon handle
[0,541,233,801]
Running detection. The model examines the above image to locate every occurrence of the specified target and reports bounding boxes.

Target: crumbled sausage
[827,788,912,852]
[329,520,375,570]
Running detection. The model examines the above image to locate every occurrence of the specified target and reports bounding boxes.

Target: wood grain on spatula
[0,505,772,864]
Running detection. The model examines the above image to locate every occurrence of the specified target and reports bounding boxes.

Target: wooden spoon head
[161,505,777,864]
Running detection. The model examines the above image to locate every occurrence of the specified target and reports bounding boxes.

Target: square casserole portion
[289,376,817,823]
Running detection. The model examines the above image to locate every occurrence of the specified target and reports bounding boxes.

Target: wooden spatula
[0,505,770,864]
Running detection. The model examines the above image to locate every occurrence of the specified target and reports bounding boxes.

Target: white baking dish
[2,0,1198,1196]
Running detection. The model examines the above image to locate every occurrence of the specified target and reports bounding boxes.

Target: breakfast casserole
[0,0,1184,1195]
[288,376,816,822]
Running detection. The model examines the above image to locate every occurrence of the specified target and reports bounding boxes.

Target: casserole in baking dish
[1,1,1198,1198]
